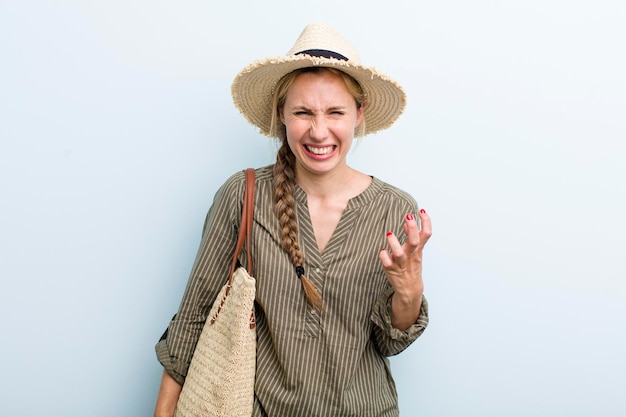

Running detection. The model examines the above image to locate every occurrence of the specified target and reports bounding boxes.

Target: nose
[309,116,328,140]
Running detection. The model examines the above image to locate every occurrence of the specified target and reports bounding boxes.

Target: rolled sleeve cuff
[155,338,186,386]
[371,288,429,354]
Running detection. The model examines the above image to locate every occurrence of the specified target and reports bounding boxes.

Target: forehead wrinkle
[286,102,349,114]
[284,72,355,114]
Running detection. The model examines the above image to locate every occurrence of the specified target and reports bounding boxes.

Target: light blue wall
[1,1,625,416]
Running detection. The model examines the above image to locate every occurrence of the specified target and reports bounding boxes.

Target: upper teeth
[308,146,333,155]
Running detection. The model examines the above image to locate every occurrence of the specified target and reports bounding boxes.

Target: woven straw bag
[175,168,257,417]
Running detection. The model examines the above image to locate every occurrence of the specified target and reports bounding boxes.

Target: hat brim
[231,55,406,137]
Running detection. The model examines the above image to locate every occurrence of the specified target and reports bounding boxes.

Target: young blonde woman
[154,23,432,417]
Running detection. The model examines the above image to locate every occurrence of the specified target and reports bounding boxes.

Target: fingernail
[386,231,393,237]
[420,209,426,214]
[406,213,414,221]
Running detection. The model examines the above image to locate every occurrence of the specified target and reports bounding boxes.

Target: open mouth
[305,145,335,156]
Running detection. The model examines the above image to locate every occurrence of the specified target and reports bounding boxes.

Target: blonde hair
[270,68,366,311]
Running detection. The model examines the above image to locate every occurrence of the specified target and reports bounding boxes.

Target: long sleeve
[155,171,247,384]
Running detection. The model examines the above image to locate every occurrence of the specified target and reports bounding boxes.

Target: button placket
[303,263,323,338]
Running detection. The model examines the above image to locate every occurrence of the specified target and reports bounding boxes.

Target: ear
[355,103,365,127]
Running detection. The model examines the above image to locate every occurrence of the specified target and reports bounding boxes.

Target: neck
[296,165,351,196]
[294,164,371,201]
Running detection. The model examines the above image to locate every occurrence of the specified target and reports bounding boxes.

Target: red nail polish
[386,232,393,236]
[420,209,426,214]
[406,213,414,221]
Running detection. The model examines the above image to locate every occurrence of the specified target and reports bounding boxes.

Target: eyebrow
[288,105,348,112]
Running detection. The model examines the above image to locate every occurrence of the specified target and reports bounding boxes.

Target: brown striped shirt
[156,165,429,417]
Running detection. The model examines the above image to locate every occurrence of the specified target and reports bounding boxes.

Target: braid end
[300,274,324,312]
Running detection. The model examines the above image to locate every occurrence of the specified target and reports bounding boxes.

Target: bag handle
[211,168,256,327]
[229,168,254,280]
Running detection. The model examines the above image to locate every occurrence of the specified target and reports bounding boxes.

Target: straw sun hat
[231,23,406,137]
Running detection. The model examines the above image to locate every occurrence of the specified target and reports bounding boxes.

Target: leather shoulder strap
[229,168,255,281]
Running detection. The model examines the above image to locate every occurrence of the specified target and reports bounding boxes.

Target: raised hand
[379,209,432,330]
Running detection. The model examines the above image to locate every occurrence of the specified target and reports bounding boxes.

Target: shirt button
[315,267,321,273]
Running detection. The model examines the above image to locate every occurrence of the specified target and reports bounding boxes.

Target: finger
[403,213,421,250]
[418,208,432,244]
[385,231,406,264]
[378,247,393,268]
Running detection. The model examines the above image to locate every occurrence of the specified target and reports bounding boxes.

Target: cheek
[285,118,309,136]
[336,120,358,136]
[284,123,302,149]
